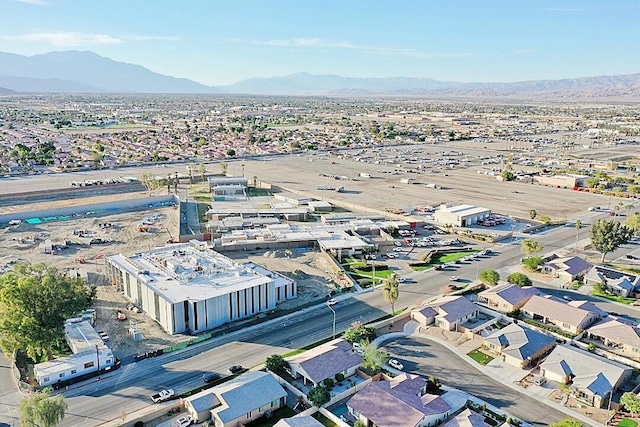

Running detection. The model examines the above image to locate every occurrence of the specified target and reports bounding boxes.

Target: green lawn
[619,419,638,427]
[467,349,494,365]
[433,250,480,264]
[312,412,339,427]
[592,290,635,305]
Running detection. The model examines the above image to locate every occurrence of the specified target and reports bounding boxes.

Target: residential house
[520,295,602,334]
[411,296,479,331]
[483,323,556,368]
[584,265,640,297]
[287,338,363,387]
[586,316,640,358]
[477,283,539,313]
[542,256,593,282]
[440,408,491,427]
[347,373,466,427]
[539,345,632,408]
[274,416,324,427]
[184,371,287,425]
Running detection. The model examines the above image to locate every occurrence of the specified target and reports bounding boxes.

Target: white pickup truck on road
[151,389,175,403]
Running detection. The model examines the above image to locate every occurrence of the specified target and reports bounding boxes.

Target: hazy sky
[1,0,638,86]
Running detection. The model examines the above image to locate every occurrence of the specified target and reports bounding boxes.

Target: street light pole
[326,303,336,340]
[95,344,100,380]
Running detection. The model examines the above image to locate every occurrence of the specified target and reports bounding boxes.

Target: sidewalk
[399,321,605,427]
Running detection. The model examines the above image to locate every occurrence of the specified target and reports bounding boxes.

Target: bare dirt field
[225,249,343,309]
[240,146,614,221]
[0,201,193,359]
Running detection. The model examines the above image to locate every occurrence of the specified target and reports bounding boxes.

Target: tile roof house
[440,408,490,427]
[584,265,640,297]
[542,256,593,282]
[274,416,324,427]
[521,295,602,334]
[478,283,540,313]
[184,371,287,425]
[539,345,632,408]
[287,338,363,387]
[586,316,640,359]
[347,373,464,427]
[411,296,479,331]
[483,323,556,368]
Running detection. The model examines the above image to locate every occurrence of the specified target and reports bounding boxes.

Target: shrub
[335,373,345,383]
[323,378,335,389]
[507,272,532,287]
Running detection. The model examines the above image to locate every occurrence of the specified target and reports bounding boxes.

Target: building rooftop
[274,416,324,427]
[423,296,477,323]
[478,283,539,306]
[540,345,631,397]
[436,204,490,216]
[588,316,640,348]
[485,323,555,361]
[347,373,451,427]
[65,320,107,354]
[287,338,363,384]
[522,295,599,328]
[106,242,277,304]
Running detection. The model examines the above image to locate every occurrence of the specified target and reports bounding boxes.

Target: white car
[327,299,338,306]
[449,276,459,281]
[394,241,402,247]
[173,415,193,427]
[388,359,404,370]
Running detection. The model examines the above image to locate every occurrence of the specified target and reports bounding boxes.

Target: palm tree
[220,162,228,175]
[198,163,207,182]
[383,275,399,315]
[574,220,581,252]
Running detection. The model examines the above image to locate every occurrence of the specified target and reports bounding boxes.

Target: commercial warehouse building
[433,204,491,227]
[106,241,297,335]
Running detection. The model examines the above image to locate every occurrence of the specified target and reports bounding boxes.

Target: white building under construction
[106,241,296,335]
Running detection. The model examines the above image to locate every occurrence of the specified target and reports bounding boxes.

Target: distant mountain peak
[0,50,218,94]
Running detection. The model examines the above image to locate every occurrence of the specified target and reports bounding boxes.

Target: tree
[354,421,366,427]
[528,209,537,220]
[307,385,330,407]
[551,419,581,427]
[383,275,399,315]
[226,149,236,157]
[343,322,376,343]
[621,391,640,416]
[521,239,543,256]
[501,170,515,181]
[593,281,607,294]
[426,376,441,393]
[574,220,581,252]
[479,269,500,286]
[0,263,96,361]
[220,162,228,175]
[625,213,640,233]
[265,354,285,372]
[507,272,532,287]
[198,163,207,182]
[522,257,543,272]
[361,340,386,373]
[539,215,551,224]
[19,389,67,427]
[590,219,632,262]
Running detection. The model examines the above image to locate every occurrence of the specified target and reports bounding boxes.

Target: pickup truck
[151,389,175,403]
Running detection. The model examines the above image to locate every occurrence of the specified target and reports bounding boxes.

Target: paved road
[383,336,566,426]
[0,352,21,427]
[52,220,640,426]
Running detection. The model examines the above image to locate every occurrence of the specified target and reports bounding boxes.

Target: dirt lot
[241,144,614,221]
[0,193,346,359]
[0,200,194,359]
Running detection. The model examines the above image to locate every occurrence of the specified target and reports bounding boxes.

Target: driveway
[382,336,566,426]
[0,352,21,427]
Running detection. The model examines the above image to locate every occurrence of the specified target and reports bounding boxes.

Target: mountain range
[0,50,639,99]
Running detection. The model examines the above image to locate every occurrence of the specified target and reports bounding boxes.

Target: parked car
[327,299,338,306]
[228,365,243,374]
[172,415,193,427]
[388,359,404,370]
[449,276,459,281]
[533,376,547,386]
[203,372,221,383]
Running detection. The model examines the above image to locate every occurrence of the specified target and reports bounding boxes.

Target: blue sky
[0,0,638,86]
